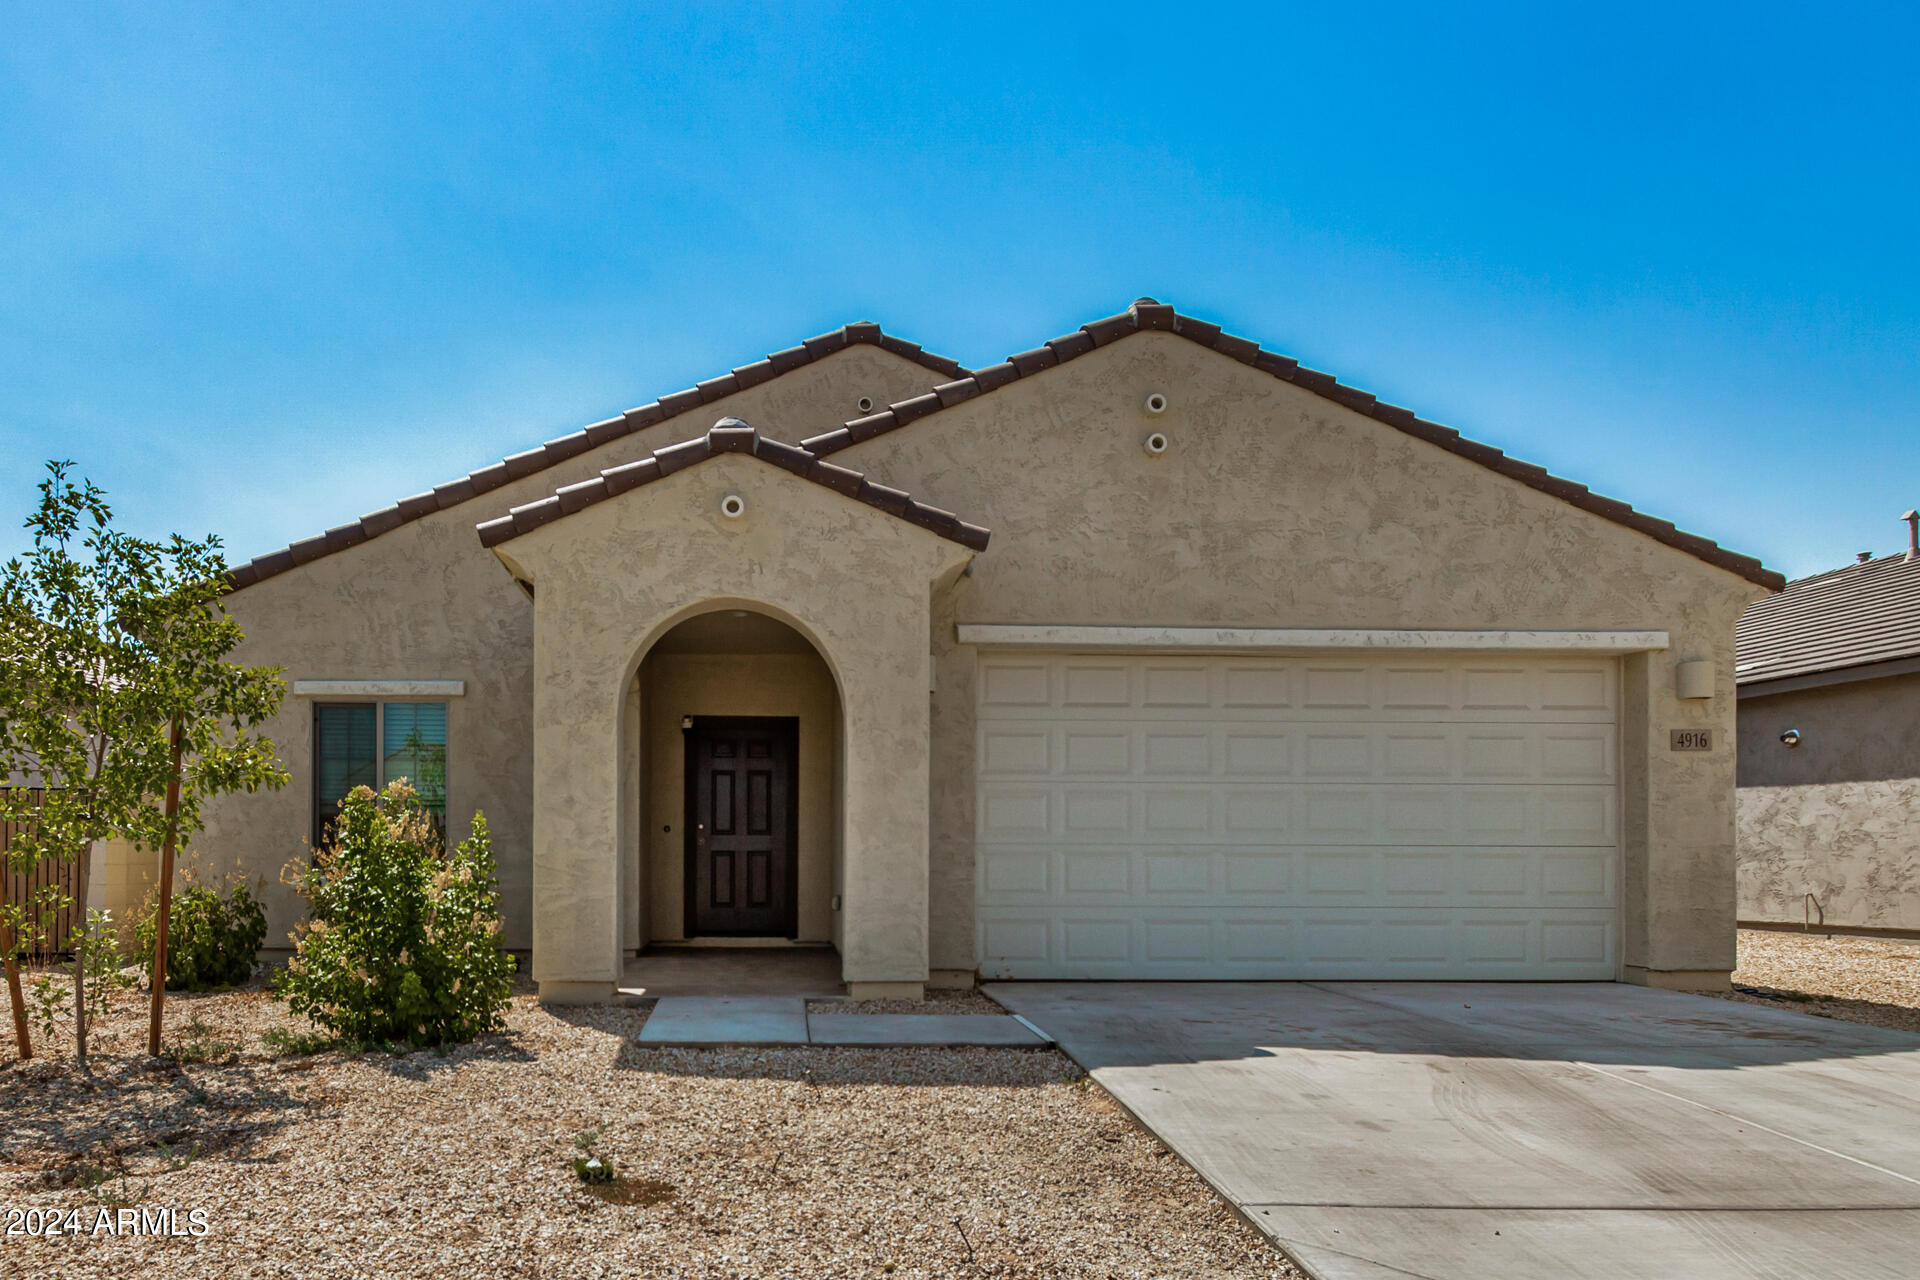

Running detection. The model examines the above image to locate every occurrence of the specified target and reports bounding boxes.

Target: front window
[313,702,447,844]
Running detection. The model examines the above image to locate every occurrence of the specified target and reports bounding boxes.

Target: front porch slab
[635,996,811,1045]
[620,948,843,999]
[632,997,1048,1047]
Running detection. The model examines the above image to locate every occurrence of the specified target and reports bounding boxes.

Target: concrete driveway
[986,981,1920,1280]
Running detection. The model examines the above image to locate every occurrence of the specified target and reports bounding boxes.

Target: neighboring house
[1736,520,1920,934]
[131,299,1782,1001]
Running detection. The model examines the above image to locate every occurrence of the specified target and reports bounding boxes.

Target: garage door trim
[957,624,1669,653]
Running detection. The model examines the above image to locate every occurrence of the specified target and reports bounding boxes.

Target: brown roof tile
[224,324,969,591]
[798,298,1783,591]
[1737,554,1920,686]
[474,419,990,554]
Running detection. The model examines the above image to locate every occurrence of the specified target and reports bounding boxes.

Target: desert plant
[274,781,514,1047]
[0,461,287,1061]
[22,910,136,1050]
[132,878,266,991]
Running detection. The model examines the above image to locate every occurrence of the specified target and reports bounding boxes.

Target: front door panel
[687,718,798,937]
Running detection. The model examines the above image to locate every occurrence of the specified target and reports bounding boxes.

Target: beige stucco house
[1736,525,1920,934]
[153,299,1781,1002]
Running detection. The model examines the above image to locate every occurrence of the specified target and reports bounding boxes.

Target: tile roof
[1735,553,1920,686]
[475,420,990,553]
[801,298,1784,591]
[223,324,967,591]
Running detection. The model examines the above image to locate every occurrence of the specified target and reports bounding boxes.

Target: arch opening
[620,606,846,972]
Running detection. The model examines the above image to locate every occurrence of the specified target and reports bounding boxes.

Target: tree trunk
[147,718,185,1056]
[71,838,90,1066]
[0,862,29,1059]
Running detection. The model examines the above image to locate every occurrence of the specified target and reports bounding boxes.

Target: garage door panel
[983,721,1616,783]
[984,780,1616,847]
[978,658,1617,723]
[981,848,1051,898]
[974,907,1622,980]
[975,653,1620,980]
[978,845,1616,911]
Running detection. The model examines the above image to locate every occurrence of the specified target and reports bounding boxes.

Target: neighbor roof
[223,324,967,591]
[802,299,1782,591]
[475,420,990,552]
[1736,553,1920,688]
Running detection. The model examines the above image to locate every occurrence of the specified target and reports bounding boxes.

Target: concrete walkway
[635,995,1049,1048]
[988,981,1920,1280]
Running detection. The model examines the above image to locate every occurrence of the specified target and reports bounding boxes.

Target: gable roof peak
[801,299,1782,591]
[476,418,989,553]
[224,324,968,592]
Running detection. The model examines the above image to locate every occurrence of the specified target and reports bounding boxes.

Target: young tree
[0,462,287,1064]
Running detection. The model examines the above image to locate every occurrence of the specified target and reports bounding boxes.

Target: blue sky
[2,3,1915,581]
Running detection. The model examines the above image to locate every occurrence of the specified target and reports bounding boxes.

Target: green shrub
[273,780,515,1047]
[133,880,267,991]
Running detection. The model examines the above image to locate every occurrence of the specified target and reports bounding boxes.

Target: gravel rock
[2,980,1298,1278]
[1698,928,1920,1033]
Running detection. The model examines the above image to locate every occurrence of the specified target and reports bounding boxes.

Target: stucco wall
[641,649,840,943]
[1737,673,1920,932]
[498,452,970,996]
[197,322,1763,984]
[828,331,1765,979]
[194,345,944,952]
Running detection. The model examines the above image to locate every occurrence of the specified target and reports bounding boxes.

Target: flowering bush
[274,781,515,1047]
[133,877,267,991]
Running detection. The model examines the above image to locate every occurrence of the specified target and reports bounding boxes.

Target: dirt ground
[1703,927,1920,1033]
[0,976,1297,1279]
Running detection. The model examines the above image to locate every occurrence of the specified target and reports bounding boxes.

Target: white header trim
[954,625,1669,654]
[291,680,466,698]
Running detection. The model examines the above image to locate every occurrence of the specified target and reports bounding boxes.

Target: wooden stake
[0,854,28,1059]
[147,717,185,1057]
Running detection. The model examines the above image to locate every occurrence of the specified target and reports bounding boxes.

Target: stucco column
[530,578,622,1003]
[1621,645,1740,990]
[836,592,936,1000]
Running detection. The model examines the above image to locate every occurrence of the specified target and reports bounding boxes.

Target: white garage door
[975,652,1620,980]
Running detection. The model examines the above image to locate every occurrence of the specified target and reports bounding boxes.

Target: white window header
[291,680,466,698]
[954,625,1668,654]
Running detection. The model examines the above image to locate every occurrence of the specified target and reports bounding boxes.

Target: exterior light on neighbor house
[1674,660,1714,700]
[1780,728,1802,748]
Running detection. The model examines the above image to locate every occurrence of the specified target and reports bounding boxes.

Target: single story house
[111,300,1782,1001]
[1736,519,1920,934]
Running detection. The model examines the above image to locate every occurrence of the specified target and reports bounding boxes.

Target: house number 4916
[1669,729,1713,752]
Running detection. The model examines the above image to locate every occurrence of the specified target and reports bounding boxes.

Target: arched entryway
[623,607,844,958]
[486,424,982,1003]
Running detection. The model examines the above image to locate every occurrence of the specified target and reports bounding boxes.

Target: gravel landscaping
[2,975,1297,1278]
[1702,928,1920,1034]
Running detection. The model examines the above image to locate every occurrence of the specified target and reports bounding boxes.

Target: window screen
[383,702,448,822]
[313,703,377,845]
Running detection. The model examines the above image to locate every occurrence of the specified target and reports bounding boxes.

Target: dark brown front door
[685,717,799,938]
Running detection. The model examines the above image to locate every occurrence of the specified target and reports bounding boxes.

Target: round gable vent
[719,493,747,519]
[1143,431,1170,456]
[1144,392,1169,415]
